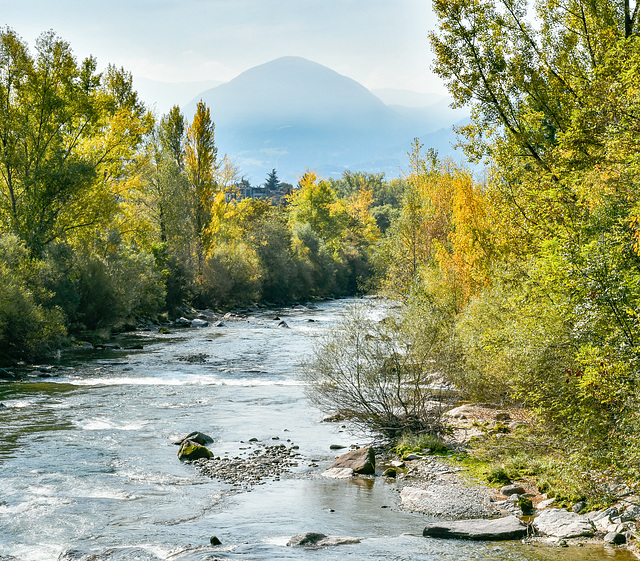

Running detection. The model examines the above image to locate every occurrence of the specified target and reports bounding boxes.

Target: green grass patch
[438,423,621,511]
[392,431,449,459]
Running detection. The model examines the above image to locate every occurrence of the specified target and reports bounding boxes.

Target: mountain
[184,57,467,184]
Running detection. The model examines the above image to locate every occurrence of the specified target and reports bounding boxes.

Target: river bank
[388,403,640,558]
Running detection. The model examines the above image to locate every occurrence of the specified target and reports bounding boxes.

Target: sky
[0,0,447,95]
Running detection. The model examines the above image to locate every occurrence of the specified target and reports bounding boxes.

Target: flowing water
[0,299,635,561]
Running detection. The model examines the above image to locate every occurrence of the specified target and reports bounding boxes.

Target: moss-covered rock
[177,439,212,461]
[383,467,397,478]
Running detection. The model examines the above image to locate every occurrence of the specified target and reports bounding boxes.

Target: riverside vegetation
[305,0,640,517]
[3,0,640,520]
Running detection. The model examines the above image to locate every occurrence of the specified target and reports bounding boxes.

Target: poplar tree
[185,100,217,238]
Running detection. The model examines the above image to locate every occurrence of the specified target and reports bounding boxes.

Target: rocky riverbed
[192,442,302,488]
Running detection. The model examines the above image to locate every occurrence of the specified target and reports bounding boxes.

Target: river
[0,299,635,561]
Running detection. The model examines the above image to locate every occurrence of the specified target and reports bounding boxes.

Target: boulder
[191,318,209,328]
[571,500,586,513]
[500,484,526,496]
[423,516,527,541]
[174,431,214,446]
[287,532,360,547]
[604,531,626,545]
[533,509,594,538]
[177,439,212,461]
[277,320,290,328]
[327,446,375,475]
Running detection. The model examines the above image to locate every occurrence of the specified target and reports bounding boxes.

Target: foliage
[0,235,65,363]
[390,0,640,486]
[0,28,152,254]
[0,29,384,359]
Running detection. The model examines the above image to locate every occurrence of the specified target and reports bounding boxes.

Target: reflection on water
[0,299,635,560]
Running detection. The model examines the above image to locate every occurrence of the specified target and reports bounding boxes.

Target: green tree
[264,168,280,192]
[0,28,152,254]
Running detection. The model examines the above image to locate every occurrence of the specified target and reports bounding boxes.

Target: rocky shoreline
[392,403,640,559]
[174,424,640,558]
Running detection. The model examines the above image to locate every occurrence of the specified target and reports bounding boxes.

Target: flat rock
[404,453,425,461]
[444,404,474,418]
[500,484,525,496]
[423,516,527,541]
[533,509,594,538]
[328,446,375,474]
[287,532,360,547]
[400,484,495,519]
[322,467,355,479]
[537,498,556,509]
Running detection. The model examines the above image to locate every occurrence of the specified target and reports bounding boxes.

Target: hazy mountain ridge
[178,57,468,183]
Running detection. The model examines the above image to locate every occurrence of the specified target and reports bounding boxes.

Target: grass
[436,423,617,511]
[389,414,637,512]
[392,431,449,459]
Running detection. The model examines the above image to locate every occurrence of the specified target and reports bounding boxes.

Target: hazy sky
[1,0,446,94]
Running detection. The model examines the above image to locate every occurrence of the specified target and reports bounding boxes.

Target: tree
[426,0,640,477]
[0,28,152,254]
[303,303,446,438]
[264,168,280,192]
[185,100,217,237]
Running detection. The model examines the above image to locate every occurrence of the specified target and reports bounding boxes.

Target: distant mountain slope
[184,57,467,183]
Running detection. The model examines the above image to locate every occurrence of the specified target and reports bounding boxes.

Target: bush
[0,235,65,363]
[393,431,449,459]
[303,302,445,438]
[197,241,260,307]
[68,236,165,331]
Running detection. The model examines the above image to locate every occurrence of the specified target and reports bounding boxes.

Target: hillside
[184,57,467,183]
